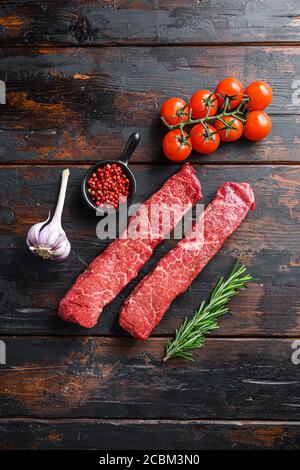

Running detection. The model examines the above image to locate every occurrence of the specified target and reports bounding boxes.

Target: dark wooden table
[1,1,300,450]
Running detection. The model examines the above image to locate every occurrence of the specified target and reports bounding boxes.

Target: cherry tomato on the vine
[215,77,244,110]
[243,110,272,141]
[214,116,244,142]
[160,97,190,126]
[190,123,220,154]
[162,129,192,161]
[189,90,218,119]
[245,81,273,111]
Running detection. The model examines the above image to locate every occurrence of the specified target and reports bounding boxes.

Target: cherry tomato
[214,116,244,142]
[215,77,244,110]
[162,129,192,161]
[245,81,273,110]
[189,90,218,119]
[243,110,272,141]
[190,123,220,154]
[161,97,190,126]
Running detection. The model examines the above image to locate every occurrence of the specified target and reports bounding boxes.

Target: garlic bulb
[27,169,71,261]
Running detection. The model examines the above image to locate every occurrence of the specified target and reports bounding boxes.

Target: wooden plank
[1,1,300,46]
[1,164,300,337]
[0,46,298,164]
[1,418,300,450]
[1,337,300,420]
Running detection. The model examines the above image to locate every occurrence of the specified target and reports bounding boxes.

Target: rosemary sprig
[163,260,254,362]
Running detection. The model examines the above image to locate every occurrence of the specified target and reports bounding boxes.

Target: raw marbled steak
[119,181,255,339]
[59,163,202,327]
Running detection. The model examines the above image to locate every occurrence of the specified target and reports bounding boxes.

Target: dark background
[1,0,300,450]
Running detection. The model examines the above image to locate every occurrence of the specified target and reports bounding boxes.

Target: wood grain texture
[0,46,298,164]
[1,418,300,450]
[0,164,300,337]
[1,3,300,452]
[1,337,300,420]
[1,1,300,45]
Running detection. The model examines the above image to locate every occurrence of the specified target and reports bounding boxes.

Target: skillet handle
[119,133,140,166]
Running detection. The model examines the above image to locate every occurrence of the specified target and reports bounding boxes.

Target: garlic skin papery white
[26,169,71,261]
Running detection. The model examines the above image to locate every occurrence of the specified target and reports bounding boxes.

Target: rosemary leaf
[163,260,254,362]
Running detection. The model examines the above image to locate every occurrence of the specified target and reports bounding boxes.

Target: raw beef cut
[59,163,202,327]
[119,181,255,339]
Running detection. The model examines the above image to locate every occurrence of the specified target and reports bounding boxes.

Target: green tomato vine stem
[161,95,250,135]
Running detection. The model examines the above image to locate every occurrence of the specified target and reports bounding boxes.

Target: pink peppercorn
[87,163,130,209]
